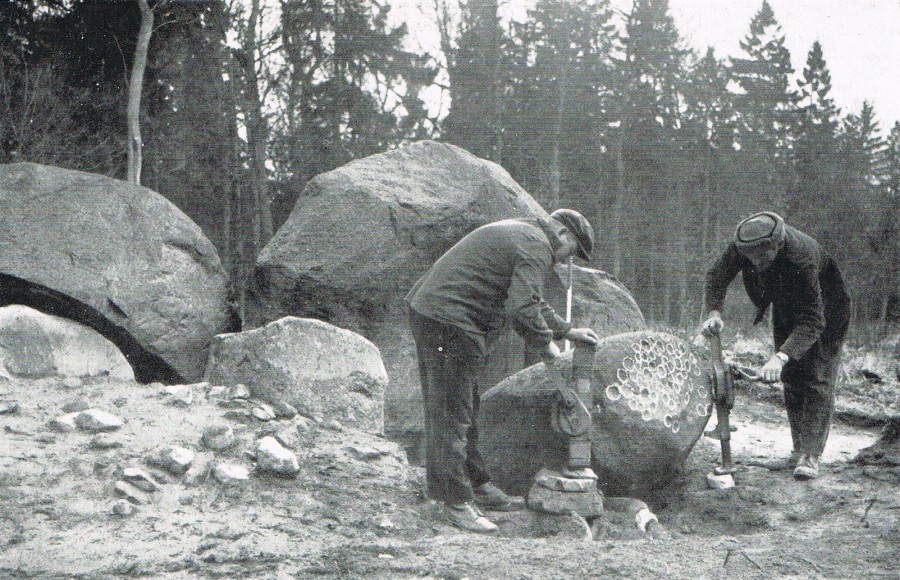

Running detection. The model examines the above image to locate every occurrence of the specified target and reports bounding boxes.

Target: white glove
[701,311,724,337]
[565,327,599,345]
[760,354,786,382]
[542,341,562,362]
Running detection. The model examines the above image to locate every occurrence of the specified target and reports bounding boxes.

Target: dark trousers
[409,309,491,504]
[781,341,843,457]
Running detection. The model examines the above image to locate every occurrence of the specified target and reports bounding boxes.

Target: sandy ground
[0,375,897,579]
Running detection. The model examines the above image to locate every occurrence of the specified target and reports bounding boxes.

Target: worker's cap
[735,211,785,253]
[551,209,594,261]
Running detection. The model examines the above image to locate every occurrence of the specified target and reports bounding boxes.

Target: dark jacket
[406,217,571,354]
[705,224,851,362]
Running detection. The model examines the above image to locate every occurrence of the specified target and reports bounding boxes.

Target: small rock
[112,397,127,408]
[61,399,90,414]
[34,433,56,444]
[75,409,123,432]
[183,453,213,487]
[148,446,195,475]
[114,480,150,505]
[48,412,80,433]
[0,401,20,415]
[145,467,172,484]
[222,409,253,423]
[347,445,384,461]
[324,420,343,432]
[201,425,236,451]
[162,385,194,407]
[256,436,300,477]
[112,499,136,516]
[295,417,315,434]
[273,402,298,420]
[527,484,604,518]
[375,515,395,530]
[227,384,251,400]
[62,377,83,389]
[273,428,300,450]
[535,469,597,493]
[122,467,160,492]
[206,385,228,398]
[208,524,247,540]
[89,434,123,450]
[213,462,250,485]
[93,455,116,474]
[251,404,276,422]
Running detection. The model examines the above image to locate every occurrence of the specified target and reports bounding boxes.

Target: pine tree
[791,40,840,219]
[731,0,797,209]
[277,0,436,186]
[620,0,685,129]
[682,48,738,261]
[443,0,505,162]
[614,0,689,323]
[841,101,890,186]
[503,0,616,208]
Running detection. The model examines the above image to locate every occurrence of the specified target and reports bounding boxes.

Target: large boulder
[204,317,387,434]
[247,141,545,434]
[0,305,133,380]
[480,263,646,389]
[0,162,233,382]
[479,331,711,498]
[248,140,645,438]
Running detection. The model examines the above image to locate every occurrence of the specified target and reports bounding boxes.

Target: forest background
[2,0,898,339]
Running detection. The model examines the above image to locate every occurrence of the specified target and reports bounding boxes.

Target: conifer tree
[443,0,505,162]
[792,40,840,219]
[731,0,796,208]
[277,0,435,185]
[503,0,616,208]
[614,0,688,322]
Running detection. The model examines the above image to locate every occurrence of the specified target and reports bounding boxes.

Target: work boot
[473,482,526,511]
[793,454,820,480]
[445,502,499,534]
[764,450,802,471]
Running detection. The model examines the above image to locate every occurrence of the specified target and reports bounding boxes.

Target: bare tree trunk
[609,130,625,277]
[234,0,274,251]
[126,0,153,184]
[544,64,569,209]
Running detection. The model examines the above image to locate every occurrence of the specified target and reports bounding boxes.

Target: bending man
[406,209,600,533]
[702,212,850,480]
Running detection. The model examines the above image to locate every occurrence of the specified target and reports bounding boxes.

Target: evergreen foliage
[0,0,896,331]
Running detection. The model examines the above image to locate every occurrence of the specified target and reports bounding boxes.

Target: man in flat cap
[702,212,851,480]
[407,209,600,533]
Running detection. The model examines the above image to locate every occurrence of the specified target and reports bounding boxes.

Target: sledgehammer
[706,331,737,489]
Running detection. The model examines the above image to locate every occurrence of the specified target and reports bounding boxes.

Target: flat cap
[551,209,594,261]
[735,211,785,251]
